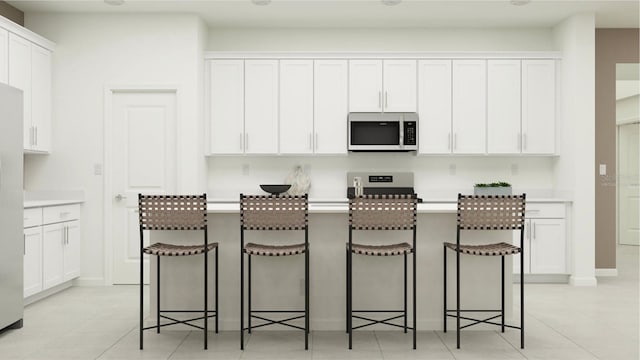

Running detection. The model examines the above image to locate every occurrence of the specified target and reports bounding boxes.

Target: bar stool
[240,194,309,350]
[443,194,526,349]
[346,194,417,350]
[138,194,218,350]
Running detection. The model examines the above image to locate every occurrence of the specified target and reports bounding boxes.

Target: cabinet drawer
[24,208,43,228]
[525,203,565,218]
[43,204,80,224]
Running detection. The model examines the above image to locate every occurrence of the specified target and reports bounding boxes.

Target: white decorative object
[285,165,311,196]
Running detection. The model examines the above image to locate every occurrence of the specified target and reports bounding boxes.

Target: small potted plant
[474,182,512,196]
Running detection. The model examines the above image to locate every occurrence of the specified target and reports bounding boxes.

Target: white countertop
[207,197,571,214]
[24,199,84,208]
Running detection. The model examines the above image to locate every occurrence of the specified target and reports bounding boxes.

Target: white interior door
[111,91,177,284]
[619,122,640,245]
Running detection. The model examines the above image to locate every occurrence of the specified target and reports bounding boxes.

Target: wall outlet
[242,164,250,176]
[599,164,606,176]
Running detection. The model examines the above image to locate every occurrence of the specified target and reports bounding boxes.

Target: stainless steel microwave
[348,112,418,151]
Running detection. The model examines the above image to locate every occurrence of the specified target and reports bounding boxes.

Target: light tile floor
[1,245,637,360]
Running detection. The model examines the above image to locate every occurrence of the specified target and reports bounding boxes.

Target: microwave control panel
[404,121,417,146]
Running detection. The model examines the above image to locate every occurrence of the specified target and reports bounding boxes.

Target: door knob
[115,194,127,201]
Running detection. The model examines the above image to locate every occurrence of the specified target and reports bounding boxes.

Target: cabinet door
[209,60,244,154]
[0,28,8,84]
[418,60,452,154]
[383,60,417,112]
[24,227,43,297]
[8,34,32,151]
[30,44,52,153]
[63,220,81,281]
[42,223,64,290]
[280,60,313,154]
[487,60,521,154]
[349,60,382,112]
[314,60,348,154]
[522,60,555,154]
[245,60,279,154]
[530,219,566,274]
[512,221,530,274]
[452,60,486,154]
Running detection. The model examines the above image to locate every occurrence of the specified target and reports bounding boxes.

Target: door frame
[616,117,640,246]
[103,84,180,286]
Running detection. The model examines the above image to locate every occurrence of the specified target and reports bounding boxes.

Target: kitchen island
[145,198,569,331]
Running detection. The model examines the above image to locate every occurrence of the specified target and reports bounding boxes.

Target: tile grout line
[373,331,385,359]
[94,323,137,360]
[167,330,192,360]
[433,330,458,360]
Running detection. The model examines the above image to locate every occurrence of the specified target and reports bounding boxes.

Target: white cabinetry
[208,59,244,154]
[7,31,53,153]
[0,27,7,83]
[245,60,279,154]
[23,226,43,298]
[521,60,556,154]
[280,60,314,154]
[349,59,416,112]
[452,60,486,154]
[23,204,81,298]
[418,60,452,154]
[487,60,521,154]
[314,60,348,154]
[514,203,567,278]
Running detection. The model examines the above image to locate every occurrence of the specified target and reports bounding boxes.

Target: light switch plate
[599,164,606,176]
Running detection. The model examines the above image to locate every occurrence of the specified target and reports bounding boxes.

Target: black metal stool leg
[240,248,244,350]
[140,248,144,350]
[456,249,460,349]
[305,246,309,350]
[413,246,417,350]
[204,247,208,350]
[443,245,447,333]
[157,256,161,333]
[521,251,525,349]
[404,252,407,334]
[348,247,352,350]
[345,248,348,334]
[248,254,252,334]
[215,247,219,334]
[501,255,505,333]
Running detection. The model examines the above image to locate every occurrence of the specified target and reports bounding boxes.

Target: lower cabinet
[24,204,81,298]
[513,203,567,278]
[23,226,43,298]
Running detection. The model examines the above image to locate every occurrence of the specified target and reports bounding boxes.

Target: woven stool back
[240,195,308,230]
[349,194,417,231]
[138,194,207,231]
[457,194,526,230]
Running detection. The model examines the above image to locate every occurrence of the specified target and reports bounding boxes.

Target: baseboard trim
[73,277,107,286]
[569,276,598,286]
[24,281,73,306]
[595,268,618,277]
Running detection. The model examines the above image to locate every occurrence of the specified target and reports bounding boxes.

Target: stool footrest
[143,312,217,331]
[247,312,306,331]
[351,313,411,331]
[445,313,521,330]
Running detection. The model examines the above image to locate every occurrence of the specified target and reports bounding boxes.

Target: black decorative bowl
[260,184,291,195]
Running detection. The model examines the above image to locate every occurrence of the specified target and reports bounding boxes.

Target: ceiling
[7,0,640,28]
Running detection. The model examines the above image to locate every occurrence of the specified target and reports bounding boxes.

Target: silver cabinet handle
[245,133,249,151]
[24,234,26,255]
[532,222,536,240]
[35,126,38,146]
[527,223,531,240]
[378,91,382,109]
[518,133,522,151]
[240,133,243,151]
[523,133,527,151]
[385,91,388,109]
[309,133,313,150]
[448,132,451,150]
[453,133,457,151]
[29,126,34,146]
[115,194,127,201]
[315,133,318,151]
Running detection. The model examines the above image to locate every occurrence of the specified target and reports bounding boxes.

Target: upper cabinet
[452,60,486,154]
[0,28,8,84]
[314,60,348,154]
[522,59,556,154]
[487,60,521,154]
[244,60,279,154]
[1,18,54,154]
[349,59,416,112]
[209,59,244,154]
[280,60,314,154]
[418,60,452,154]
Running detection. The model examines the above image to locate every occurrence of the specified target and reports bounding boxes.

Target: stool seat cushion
[143,242,218,256]
[348,242,413,256]
[444,242,521,256]
[244,242,306,256]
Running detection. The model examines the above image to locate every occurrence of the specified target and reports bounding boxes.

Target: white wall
[207,27,555,51]
[23,13,207,284]
[553,13,597,286]
[207,156,556,200]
